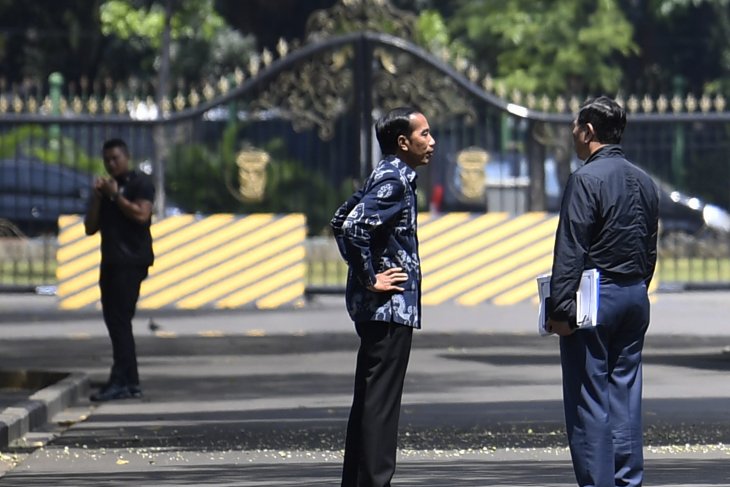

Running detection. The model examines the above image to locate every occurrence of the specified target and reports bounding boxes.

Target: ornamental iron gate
[1,29,729,295]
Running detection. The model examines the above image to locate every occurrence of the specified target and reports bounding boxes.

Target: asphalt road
[0,292,728,486]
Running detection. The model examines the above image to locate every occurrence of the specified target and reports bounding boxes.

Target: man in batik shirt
[331,107,435,487]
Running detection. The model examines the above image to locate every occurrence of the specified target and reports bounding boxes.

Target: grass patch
[307,260,347,288]
[657,257,730,283]
[0,260,56,286]
[309,257,730,287]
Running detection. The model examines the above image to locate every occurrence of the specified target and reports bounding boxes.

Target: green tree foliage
[0,126,102,174]
[99,0,256,83]
[445,0,637,95]
[100,0,224,47]
[0,1,105,84]
[629,0,730,94]
[414,9,470,58]
[2,0,726,98]
[215,0,336,50]
[0,0,256,87]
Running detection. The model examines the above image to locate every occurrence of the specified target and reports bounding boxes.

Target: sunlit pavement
[0,292,728,486]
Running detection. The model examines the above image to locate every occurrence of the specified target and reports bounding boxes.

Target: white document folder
[537,269,600,336]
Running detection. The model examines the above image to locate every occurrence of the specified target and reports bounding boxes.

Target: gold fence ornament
[456,148,489,200]
[236,149,271,202]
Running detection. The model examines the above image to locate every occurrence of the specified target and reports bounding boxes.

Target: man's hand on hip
[368,267,408,292]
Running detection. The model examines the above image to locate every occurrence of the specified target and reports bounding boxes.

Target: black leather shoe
[90,383,133,402]
[128,385,143,398]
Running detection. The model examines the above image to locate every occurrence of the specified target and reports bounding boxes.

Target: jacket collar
[585,144,625,165]
[382,155,418,184]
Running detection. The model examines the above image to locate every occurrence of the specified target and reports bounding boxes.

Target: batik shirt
[331,155,421,328]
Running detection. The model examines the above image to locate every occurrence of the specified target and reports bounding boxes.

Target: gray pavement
[1,290,730,337]
[0,292,729,485]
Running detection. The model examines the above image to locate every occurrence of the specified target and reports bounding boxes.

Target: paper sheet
[537,269,600,336]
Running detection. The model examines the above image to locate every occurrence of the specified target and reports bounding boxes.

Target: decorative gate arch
[150,29,571,230]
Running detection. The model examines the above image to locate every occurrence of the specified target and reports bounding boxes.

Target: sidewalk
[2,290,730,336]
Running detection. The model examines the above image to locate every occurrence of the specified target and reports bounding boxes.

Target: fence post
[48,72,63,144]
[353,34,374,180]
[671,75,686,187]
[526,120,546,211]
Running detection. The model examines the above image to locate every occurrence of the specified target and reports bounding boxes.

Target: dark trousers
[342,321,413,487]
[560,280,650,487]
[99,264,148,387]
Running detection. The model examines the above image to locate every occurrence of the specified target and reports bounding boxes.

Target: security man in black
[546,97,659,487]
[84,138,155,402]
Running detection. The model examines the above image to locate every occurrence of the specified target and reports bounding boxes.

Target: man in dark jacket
[332,107,435,486]
[84,138,155,402]
[547,96,659,487]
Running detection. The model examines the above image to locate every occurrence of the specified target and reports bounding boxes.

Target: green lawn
[309,257,730,287]
[657,257,730,283]
[306,259,347,288]
[0,259,56,286]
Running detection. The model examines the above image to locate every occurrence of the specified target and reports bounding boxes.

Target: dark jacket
[549,145,659,324]
[331,156,422,328]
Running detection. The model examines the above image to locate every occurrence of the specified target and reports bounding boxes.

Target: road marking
[68,333,92,340]
[154,331,178,338]
[198,330,225,337]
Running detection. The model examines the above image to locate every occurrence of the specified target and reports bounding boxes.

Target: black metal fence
[1,32,728,292]
[624,115,730,289]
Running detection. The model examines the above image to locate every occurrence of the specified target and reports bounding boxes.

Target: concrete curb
[0,372,89,449]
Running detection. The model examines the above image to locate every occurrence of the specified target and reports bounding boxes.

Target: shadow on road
[439,350,730,371]
[38,395,729,453]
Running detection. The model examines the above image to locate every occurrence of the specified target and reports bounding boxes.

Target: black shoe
[90,383,133,402]
[128,385,143,398]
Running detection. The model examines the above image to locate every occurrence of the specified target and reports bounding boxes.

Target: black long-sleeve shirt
[549,145,659,324]
[98,170,155,268]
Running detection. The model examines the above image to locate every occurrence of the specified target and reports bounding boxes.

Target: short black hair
[375,107,420,155]
[102,138,129,156]
[577,96,627,144]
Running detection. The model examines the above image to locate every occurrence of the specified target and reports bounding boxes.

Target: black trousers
[99,264,148,387]
[342,321,413,487]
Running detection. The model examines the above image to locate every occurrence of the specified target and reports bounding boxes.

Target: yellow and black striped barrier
[418,212,558,306]
[58,212,656,310]
[418,212,658,306]
[56,214,306,310]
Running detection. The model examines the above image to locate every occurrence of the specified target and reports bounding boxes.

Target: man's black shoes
[128,384,143,399]
[90,383,143,402]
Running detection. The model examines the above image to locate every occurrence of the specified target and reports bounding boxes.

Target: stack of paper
[537,269,600,336]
